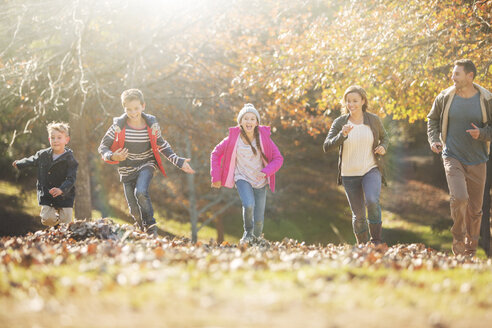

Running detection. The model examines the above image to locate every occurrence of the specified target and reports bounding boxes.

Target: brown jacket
[427,83,492,150]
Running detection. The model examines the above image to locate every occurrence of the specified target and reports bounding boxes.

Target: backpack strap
[104,126,126,164]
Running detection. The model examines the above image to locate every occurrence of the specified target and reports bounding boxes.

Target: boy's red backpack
[103,121,167,177]
[105,126,126,165]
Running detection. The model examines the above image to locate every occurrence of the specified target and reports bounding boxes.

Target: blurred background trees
[1,0,491,243]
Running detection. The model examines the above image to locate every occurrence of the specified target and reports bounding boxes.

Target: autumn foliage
[232,0,492,135]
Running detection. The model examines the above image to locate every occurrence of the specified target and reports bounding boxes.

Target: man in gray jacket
[427,59,492,257]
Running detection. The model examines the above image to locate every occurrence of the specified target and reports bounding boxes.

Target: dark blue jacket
[16,148,78,207]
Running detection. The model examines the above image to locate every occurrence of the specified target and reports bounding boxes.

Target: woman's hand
[181,158,195,174]
[111,148,129,161]
[211,181,221,188]
[374,145,386,155]
[341,124,353,137]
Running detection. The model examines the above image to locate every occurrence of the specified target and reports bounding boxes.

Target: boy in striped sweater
[98,89,195,236]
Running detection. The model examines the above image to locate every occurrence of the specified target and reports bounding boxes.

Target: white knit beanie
[237,103,261,125]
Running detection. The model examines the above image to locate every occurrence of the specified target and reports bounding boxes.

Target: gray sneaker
[146,224,158,238]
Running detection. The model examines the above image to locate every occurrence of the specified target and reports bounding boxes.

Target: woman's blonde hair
[341,85,368,114]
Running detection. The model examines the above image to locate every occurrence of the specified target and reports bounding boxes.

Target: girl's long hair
[240,126,268,165]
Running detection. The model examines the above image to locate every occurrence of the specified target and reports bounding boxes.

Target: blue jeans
[341,167,382,235]
[236,179,267,237]
[123,166,155,228]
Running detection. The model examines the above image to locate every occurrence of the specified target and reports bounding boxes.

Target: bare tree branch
[0,8,26,58]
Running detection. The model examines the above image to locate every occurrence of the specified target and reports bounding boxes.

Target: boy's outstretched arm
[181,158,195,174]
[155,125,194,173]
[13,151,41,169]
[158,138,184,168]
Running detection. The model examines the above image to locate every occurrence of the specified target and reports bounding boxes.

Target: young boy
[98,88,195,236]
[12,122,78,227]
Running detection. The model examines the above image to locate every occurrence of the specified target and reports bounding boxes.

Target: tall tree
[1,0,248,239]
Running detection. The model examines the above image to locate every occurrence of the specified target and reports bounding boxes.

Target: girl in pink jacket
[210,104,283,244]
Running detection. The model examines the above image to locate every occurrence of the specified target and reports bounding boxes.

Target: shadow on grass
[0,194,44,236]
[383,226,452,251]
[384,201,451,230]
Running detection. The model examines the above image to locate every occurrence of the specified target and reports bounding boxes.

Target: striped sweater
[98,113,184,182]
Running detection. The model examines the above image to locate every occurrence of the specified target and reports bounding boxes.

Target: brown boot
[452,239,465,256]
[369,223,383,245]
[464,238,478,257]
[355,230,370,244]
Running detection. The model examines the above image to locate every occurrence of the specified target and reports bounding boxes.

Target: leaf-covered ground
[1,219,492,328]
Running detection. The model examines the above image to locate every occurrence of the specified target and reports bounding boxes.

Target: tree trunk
[70,114,92,220]
[185,136,198,243]
[216,216,224,244]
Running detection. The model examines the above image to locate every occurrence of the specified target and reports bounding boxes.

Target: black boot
[369,223,383,245]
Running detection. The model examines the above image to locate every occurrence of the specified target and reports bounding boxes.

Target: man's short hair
[454,59,477,79]
[47,121,70,136]
[121,89,145,106]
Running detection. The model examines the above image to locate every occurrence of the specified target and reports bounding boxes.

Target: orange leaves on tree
[232,0,491,129]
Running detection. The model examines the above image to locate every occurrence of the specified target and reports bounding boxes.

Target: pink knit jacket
[210,126,283,192]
